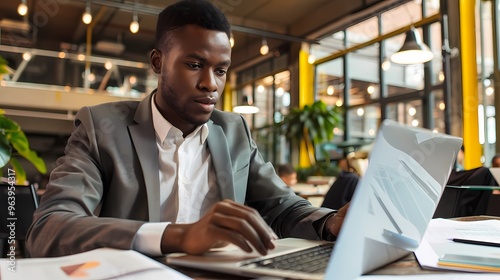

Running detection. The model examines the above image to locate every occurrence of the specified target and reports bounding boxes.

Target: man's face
[152,24,231,135]
[281,173,298,187]
[493,158,500,167]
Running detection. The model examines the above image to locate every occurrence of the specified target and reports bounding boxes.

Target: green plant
[0,56,46,184]
[0,110,47,184]
[275,100,343,165]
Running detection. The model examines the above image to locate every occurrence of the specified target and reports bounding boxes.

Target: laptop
[166,119,463,280]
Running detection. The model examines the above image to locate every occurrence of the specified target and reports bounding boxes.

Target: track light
[17,0,28,16]
[390,26,434,64]
[260,38,269,55]
[82,1,92,25]
[129,14,139,33]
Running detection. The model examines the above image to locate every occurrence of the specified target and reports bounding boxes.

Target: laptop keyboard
[240,243,334,274]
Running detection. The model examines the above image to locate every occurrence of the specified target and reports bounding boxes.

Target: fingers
[209,200,277,254]
[216,200,278,244]
[174,200,278,256]
[326,202,350,237]
[210,211,273,255]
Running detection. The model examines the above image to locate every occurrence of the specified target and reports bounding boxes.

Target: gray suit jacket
[26,93,335,257]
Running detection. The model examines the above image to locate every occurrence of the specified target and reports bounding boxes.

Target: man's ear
[150,49,161,74]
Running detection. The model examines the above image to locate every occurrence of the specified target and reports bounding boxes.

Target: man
[491,153,500,167]
[276,164,298,187]
[322,158,360,210]
[26,0,347,258]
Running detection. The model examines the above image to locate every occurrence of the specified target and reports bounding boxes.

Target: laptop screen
[326,119,462,279]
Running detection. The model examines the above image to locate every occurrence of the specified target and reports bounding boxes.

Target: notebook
[165,119,463,280]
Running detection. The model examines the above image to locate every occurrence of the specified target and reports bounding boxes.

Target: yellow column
[459,0,481,169]
[223,82,232,112]
[299,47,314,168]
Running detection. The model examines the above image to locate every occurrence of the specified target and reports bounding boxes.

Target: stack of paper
[0,248,193,280]
[415,218,500,273]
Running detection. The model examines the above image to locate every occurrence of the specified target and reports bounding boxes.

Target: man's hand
[161,199,278,255]
[325,202,350,237]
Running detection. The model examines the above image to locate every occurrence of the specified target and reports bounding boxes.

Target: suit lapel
[129,93,161,222]
[207,120,235,200]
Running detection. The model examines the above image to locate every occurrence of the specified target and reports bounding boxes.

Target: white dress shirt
[132,96,220,255]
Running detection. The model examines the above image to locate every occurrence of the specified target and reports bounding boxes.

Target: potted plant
[275,100,343,177]
[0,55,46,184]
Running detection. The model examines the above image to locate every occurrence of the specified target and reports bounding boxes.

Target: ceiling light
[357,108,364,116]
[308,54,316,64]
[260,38,269,55]
[308,44,316,64]
[390,27,434,65]
[367,85,375,95]
[233,96,259,114]
[230,33,235,48]
[82,1,92,25]
[130,14,139,33]
[22,52,32,61]
[327,85,334,95]
[17,0,28,16]
[381,58,391,71]
[104,61,113,70]
[276,87,284,96]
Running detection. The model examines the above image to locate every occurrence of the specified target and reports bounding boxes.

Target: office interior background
[0,0,497,184]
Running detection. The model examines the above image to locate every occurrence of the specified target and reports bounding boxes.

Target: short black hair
[155,0,231,50]
[277,164,296,176]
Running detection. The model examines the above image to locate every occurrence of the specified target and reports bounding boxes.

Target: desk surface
[162,216,500,279]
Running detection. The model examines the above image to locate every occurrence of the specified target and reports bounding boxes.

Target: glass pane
[235,85,254,128]
[478,0,494,78]
[384,32,425,95]
[254,76,274,128]
[273,70,291,163]
[316,58,344,107]
[430,22,443,85]
[347,105,380,139]
[424,0,440,16]
[348,45,380,105]
[381,1,422,35]
[386,99,423,128]
[314,31,345,60]
[0,49,149,97]
[432,90,445,133]
[346,16,379,47]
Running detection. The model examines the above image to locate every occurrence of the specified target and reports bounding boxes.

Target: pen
[452,238,500,247]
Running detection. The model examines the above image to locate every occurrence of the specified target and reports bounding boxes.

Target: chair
[0,182,38,258]
[434,167,496,218]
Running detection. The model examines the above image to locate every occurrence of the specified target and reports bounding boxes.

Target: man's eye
[187,63,202,69]
[215,69,227,76]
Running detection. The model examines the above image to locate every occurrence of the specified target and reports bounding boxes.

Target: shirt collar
[151,94,209,144]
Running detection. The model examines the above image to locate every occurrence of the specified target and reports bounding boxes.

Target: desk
[291,183,329,207]
[162,216,500,279]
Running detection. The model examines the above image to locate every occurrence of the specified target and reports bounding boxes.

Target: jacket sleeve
[26,107,145,257]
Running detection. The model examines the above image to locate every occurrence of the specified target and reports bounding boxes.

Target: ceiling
[0,0,400,69]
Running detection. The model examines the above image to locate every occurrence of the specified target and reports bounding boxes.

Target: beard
[158,82,212,131]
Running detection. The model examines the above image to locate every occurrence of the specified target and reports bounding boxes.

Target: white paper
[0,248,192,280]
[414,218,500,273]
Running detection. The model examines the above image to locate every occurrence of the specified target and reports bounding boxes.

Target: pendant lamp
[233,96,259,114]
[390,26,434,65]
